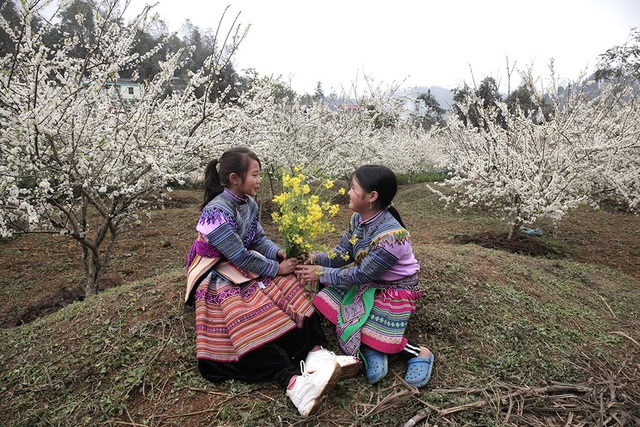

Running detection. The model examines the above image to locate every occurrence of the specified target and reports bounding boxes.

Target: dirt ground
[0,185,638,329]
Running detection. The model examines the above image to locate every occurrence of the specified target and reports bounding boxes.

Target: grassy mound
[2,242,638,426]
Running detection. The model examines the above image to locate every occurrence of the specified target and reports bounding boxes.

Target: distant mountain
[395,86,455,115]
[324,85,456,114]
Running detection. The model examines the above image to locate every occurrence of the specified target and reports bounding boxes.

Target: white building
[111,79,141,101]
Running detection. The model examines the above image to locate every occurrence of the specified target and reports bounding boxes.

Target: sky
[122,1,639,94]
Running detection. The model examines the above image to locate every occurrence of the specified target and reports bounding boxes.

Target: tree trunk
[266,165,277,200]
[82,246,103,297]
[507,220,522,241]
[507,199,522,241]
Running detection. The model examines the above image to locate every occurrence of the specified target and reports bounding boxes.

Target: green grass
[1,245,637,426]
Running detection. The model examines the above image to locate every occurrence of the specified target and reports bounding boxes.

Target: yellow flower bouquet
[271,168,343,259]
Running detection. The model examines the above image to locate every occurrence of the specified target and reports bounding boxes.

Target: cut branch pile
[405,351,640,426]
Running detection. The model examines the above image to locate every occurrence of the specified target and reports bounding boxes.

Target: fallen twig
[598,295,616,317]
[187,386,231,396]
[404,383,592,426]
[611,331,640,348]
[152,390,250,421]
[364,387,418,418]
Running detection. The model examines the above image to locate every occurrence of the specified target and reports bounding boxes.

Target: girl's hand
[277,257,298,275]
[296,264,321,283]
[303,253,317,265]
[276,249,286,261]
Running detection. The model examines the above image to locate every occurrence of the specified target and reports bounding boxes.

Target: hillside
[1,184,639,426]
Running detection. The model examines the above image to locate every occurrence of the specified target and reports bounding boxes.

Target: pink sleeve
[379,240,420,280]
[196,214,227,236]
[382,240,411,259]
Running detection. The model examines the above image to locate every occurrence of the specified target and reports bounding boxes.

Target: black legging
[198,313,328,389]
[402,341,422,358]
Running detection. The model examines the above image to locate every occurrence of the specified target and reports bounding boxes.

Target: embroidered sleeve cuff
[262,244,280,260]
[315,251,330,265]
[262,258,280,277]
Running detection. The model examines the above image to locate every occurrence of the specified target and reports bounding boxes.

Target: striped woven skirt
[312,275,421,355]
[194,273,315,362]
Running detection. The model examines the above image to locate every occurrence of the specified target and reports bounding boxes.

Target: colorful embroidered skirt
[313,275,421,355]
[195,273,315,362]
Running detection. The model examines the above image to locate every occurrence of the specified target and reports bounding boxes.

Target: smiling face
[348,176,377,214]
[233,159,261,198]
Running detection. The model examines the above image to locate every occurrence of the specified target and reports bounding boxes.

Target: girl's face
[234,159,261,198]
[348,176,374,213]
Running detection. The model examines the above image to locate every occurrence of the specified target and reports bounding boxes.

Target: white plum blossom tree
[222,85,374,180]
[0,0,247,296]
[371,125,445,178]
[581,86,640,212]
[0,1,444,299]
[217,75,431,185]
[430,70,640,240]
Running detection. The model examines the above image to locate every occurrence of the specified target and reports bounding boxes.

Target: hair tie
[386,202,394,209]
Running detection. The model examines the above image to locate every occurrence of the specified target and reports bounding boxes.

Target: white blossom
[429,70,639,238]
[0,0,247,295]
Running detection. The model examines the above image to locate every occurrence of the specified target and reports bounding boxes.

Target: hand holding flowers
[277,257,299,276]
[296,262,322,283]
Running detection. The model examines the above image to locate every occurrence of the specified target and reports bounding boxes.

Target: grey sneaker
[305,347,362,380]
[286,360,341,416]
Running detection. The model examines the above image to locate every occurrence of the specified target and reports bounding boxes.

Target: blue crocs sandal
[404,353,434,387]
[362,348,388,384]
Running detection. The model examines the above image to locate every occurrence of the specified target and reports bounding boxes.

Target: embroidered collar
[222,188,248,205]
[359,209,385,226]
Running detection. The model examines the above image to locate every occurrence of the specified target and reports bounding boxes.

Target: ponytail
[387,205,406,228]
[201,159,223,210]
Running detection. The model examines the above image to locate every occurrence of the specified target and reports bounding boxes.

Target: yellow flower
[272,168,342,259]
[338,188,346,195]
[272,193,289,205]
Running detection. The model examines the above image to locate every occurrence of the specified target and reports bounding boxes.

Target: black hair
[200,146,261,210]
[352,164,406,227]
